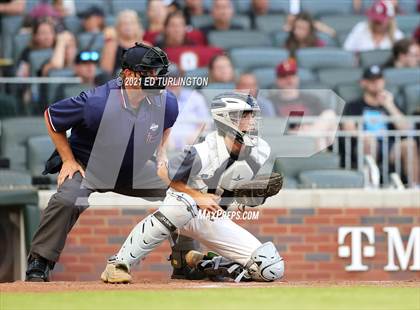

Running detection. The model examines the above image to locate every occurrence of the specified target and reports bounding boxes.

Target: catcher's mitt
[233,172,283,207]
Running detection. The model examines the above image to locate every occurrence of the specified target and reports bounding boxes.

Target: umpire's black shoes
[25,254,53,282]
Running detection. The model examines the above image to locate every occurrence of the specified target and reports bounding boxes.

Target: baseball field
[1,281,419,310]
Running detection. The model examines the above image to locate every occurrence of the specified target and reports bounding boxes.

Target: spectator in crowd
[270,59,324,117]
[78,6,105,33]
[17,19,57,77]
[201,0,243,35]
[154,11,206,48]
[283,11,336,39]
[343,65,419,185]
[52,0,75,17]
[183,0,206,26]
[249,0,269,29]
[415,25,420,46]
[285,12,325,57]
[166,67,211,149]
[208,54,235,83]
[353,0,404,15]
[54,50,100,101]
[235,72,275,117]
[100,10,145,75]
[383,38,419,68]
[143,0,168,40]
[269,59,337,149]
[40,31,77,76]
[0,0,25,15]
[344,0,404,52]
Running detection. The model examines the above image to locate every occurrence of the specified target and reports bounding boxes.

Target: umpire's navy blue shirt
[46,78,178,188]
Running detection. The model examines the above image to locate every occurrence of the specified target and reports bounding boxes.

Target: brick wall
[50,206,420,282]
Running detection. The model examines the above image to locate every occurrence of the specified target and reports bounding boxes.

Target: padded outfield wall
[36,189,420,282]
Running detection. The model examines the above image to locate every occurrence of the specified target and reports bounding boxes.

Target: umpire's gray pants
[30,161,195,262]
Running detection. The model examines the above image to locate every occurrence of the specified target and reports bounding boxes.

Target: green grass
[1,287,419,310]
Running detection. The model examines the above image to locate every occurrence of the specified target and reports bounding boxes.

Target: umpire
[26,43,198,282]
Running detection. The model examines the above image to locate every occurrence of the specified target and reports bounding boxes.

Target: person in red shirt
[143,0,168,43]
[152,11,206,48]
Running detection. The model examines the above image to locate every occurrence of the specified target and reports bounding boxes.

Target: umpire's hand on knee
[58,159,85,187]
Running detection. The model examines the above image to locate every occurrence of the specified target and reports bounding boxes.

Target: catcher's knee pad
[246,242,284,282]
[115,190,198,268]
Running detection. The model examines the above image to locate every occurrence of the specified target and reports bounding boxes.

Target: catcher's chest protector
[191,132,271,192]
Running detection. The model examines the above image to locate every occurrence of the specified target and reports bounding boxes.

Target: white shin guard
[114,190,198,269]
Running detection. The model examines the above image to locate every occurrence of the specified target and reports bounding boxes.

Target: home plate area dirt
[1,280,419,293]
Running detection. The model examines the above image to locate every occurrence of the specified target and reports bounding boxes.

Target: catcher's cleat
[25,254,53,282]
[197,256,252,283]
[101,263,132,284]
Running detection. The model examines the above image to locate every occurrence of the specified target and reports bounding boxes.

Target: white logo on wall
[338,227,420,272]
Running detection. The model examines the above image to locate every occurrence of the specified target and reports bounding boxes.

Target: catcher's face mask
[212,92,261,147]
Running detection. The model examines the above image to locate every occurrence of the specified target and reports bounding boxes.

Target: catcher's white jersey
[168,131,271,195]
[165,131,271,265]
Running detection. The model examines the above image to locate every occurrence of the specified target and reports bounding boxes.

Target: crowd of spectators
[0,0,419,184]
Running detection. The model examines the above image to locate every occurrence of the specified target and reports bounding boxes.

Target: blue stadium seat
[63,84,91,99]
[255,14,286,33]
[191,14,251,29]
[299,169,364,188]
[111,0,147,14]
[1,16,23,58]
[13,33,31,62]
[0,169,32,187]
[251,67,317,89]
[64,15,83,34]
[29,49,53,76]
[269,0,290,13]
[77,32,104,52]
[274,152,341,179]
[359,49,392,68]
[301,0,353,16]
[272,32,289,47]
[396,15,420,34]
[230,47,289,71]
[27,136,55,179]
[205,83,236,90]
[317,32,337,47]
[73,0,111,15]
[403,84,420,115]
[208,31,272,50]
[296,48,355,70]
[234,0,251,13]
[298,68,317,83]
[319,15,364,35]
[398,0,418,12]
[0,117,47,171]
[318,68,363,88]
[384,68,420,87]
[252,67,276,88]
[337,84,363,103]
[47,69,75,103]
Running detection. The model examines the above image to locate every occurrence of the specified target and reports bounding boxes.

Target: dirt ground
[1,280,419,293]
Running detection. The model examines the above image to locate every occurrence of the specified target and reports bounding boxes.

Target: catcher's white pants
[179,217,262,266]
[115,189,262,268]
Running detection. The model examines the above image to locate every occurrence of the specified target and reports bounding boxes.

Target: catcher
[101,91,284,283]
